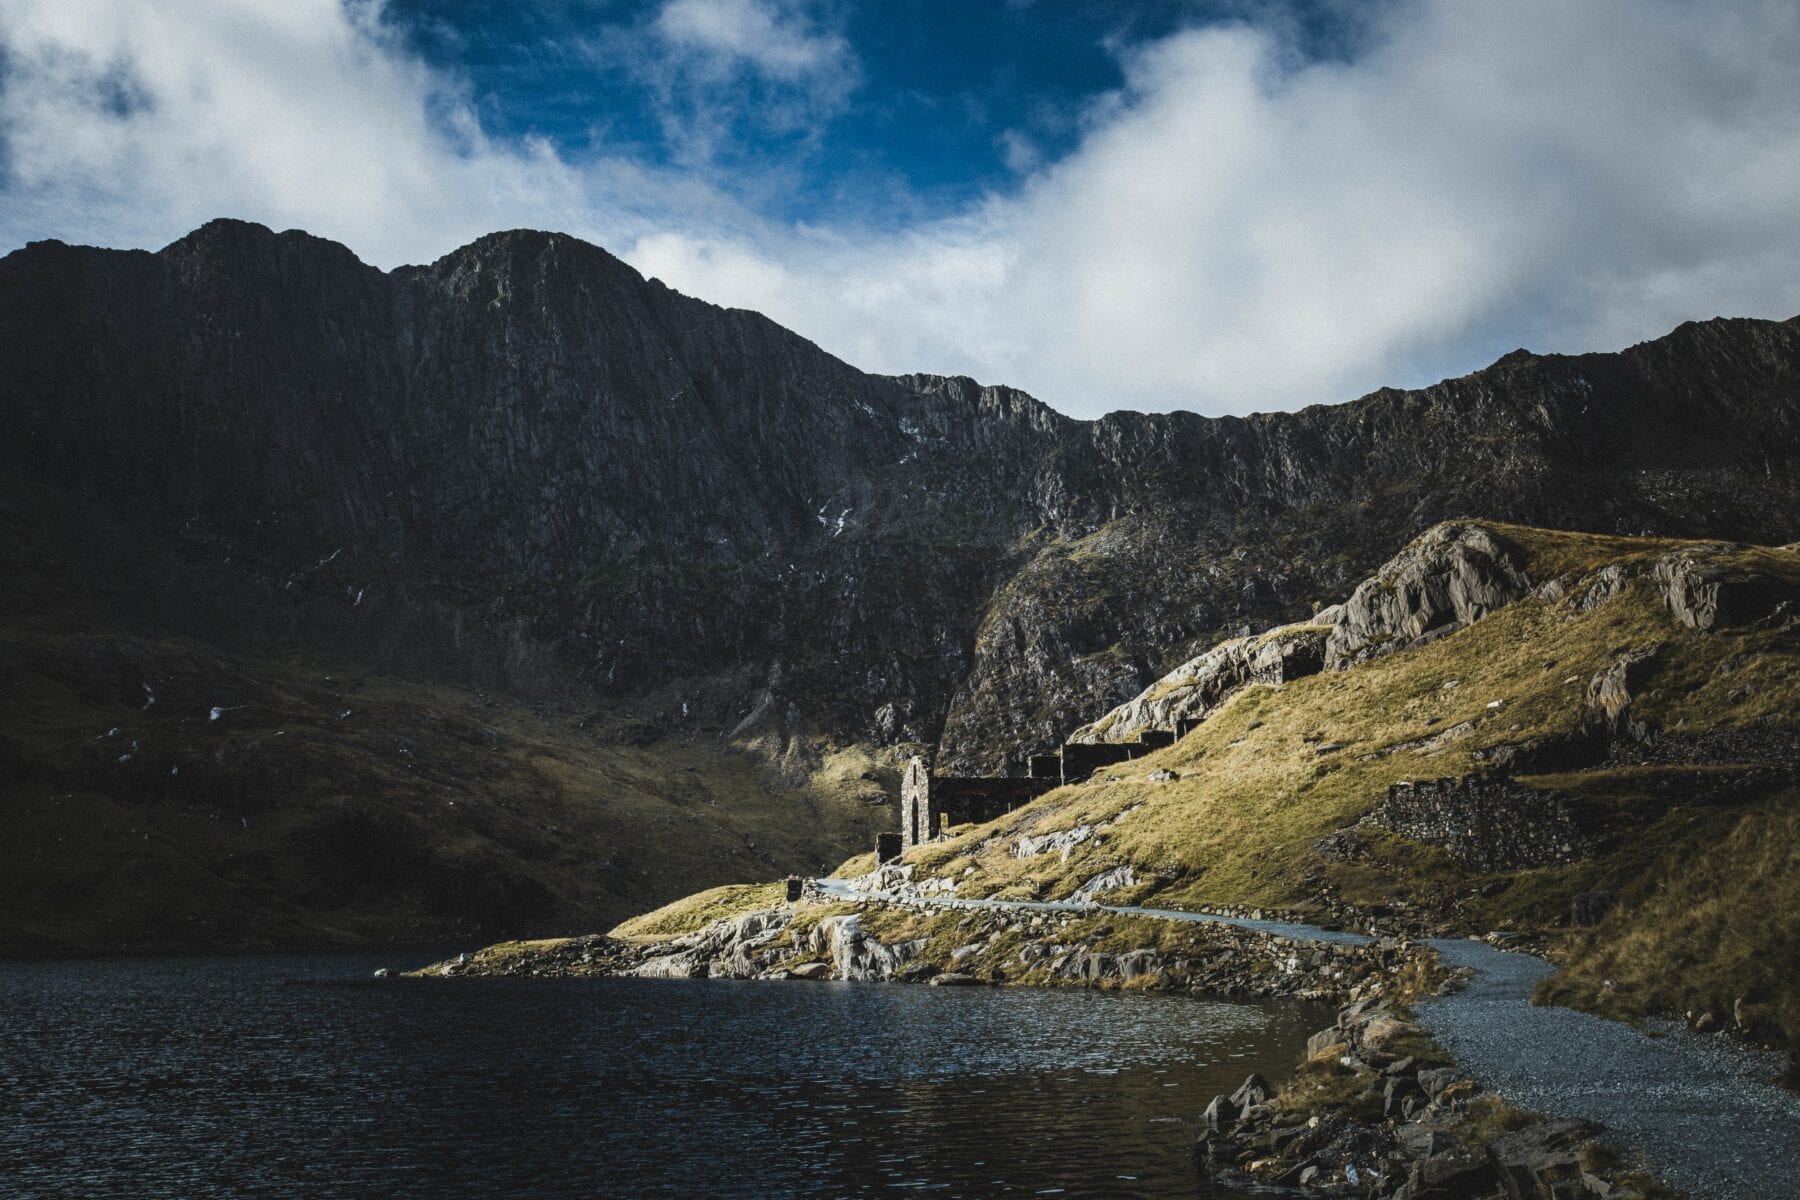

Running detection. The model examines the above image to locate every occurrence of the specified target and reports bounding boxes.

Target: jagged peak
[424,227,641,280]
[158,218,376,276]
[890,372,1074,431]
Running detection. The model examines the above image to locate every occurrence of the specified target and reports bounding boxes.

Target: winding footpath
[816,877,1800,1200]
[1419,939,1799,1200]
[812,877,1374,946]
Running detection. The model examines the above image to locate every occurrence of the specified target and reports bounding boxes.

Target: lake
[0,948,1328,1198]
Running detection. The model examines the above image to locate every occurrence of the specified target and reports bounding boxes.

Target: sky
[2,1,1799,418]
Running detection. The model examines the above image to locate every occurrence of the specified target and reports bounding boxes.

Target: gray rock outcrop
[807,913,927,981]
[1655,550,1794,630]
[1071,865,1138,902]
[1326,523,1532,670]
[1584,647,1659,739]
[1070,622,1329,744]
[1071,521,1538,748]
[630,909,794,979]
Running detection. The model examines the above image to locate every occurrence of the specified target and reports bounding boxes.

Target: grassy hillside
[861,524,1799,1059]
[0,630,887,954]
[1,475,891,955]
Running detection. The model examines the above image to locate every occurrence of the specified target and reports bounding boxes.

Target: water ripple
[0,950,1328,1199]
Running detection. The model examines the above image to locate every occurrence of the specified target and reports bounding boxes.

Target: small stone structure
[1373,774,1595,871]
[901,757,1061,848]
[875,832,902,865]
[1058,741,1141,780]
[898,726,1190,850]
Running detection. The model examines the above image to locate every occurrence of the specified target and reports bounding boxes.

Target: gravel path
[1419,938,1800,1200]
[812,878,1373,946]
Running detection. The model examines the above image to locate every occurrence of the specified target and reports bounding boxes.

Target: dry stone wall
[1373,774,1595,871]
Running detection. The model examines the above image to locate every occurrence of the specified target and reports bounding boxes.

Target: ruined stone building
[890,727,1191,857]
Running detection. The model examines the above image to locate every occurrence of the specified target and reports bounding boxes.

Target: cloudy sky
[3,0,1798,417]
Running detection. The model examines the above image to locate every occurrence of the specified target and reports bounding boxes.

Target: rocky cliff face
[5,220,1800,778]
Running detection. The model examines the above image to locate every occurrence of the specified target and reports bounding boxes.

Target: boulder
[1384,1075,1422,1117]
[1230,1072,1278,1108]
[1202,1094,1237,1130]
[789,961,832,980]
[1307,1028,1349,1059]
[1584,648,1658,737]
[1396,1125,1459,1161]
[1655,552,1793,630]
[1409,1145,1500,1197]
[1416,1067,1461,1100]
[1114,949,1163,982]
[1326,523,1531,670]
[1487,1118,1602,1199]
[928,971,984,987]
[1360,1015,1422,1053]
[809,913,923,981]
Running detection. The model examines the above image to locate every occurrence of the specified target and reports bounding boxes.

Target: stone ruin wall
[1373,774,1596,871]
[895,727,1190,852]
[900,758,1061,849]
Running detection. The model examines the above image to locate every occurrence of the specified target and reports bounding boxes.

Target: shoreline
[418,878,1681,1198]
[414,862,1800,1199]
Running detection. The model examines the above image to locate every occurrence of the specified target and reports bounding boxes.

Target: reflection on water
[0,949,1326,1198]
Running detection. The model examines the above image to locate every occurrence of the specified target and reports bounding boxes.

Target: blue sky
[383,1,1363,226]
[2,1,1799,417]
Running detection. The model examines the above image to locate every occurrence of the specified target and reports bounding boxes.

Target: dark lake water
[0,948,1327,1198]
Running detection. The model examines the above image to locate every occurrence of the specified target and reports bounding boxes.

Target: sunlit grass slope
[877,524,1799,1053]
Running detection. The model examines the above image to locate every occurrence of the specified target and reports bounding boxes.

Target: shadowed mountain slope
[5,220,1797,770]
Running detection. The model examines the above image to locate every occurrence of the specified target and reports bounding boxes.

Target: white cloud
[3,0,1799,417]
[622,0,860,164]
[0,0,609,263]
[997,129,1041,176]
[654,0,850,82]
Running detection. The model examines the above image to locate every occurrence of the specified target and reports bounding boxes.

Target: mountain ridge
[5,220,1799,776]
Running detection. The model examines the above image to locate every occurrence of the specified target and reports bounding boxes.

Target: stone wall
[1059,741,1141,780]
[901,755,1062,848]
[1372,774,1595,870]
[937,777,1063,825]
[901,757,934,848]
[899,725,1187,850]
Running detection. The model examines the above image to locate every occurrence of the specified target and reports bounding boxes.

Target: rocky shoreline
[421,893,1410,1001]
[418,890,1673,1199]
[1196,990,1669,1199]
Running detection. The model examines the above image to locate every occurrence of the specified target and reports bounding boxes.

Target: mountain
[3,218,1798,949]
[464,520,1800,1073]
